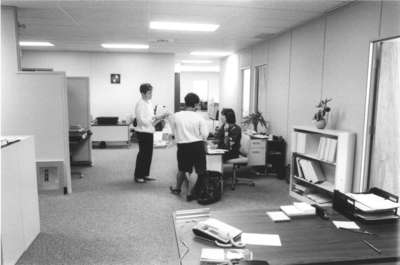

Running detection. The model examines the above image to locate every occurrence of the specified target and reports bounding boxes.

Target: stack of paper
[200,248,252,264]
[266,211,290,222]
[280,202,316,217]
[332,221,360,230]
[346,193,399,212]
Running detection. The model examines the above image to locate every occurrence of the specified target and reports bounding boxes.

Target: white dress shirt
[135,98,154,133]
[171,110,209,144]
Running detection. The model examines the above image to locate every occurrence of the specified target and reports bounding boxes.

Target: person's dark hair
[221,108,236,124]
[139,83,153,94]
[184,93,200,108]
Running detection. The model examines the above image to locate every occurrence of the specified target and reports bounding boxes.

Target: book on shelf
[298,159,325,183]
[317,137,337,162]
[295,157,304,178]
[292,183,310,194]
[296,132,307,153]
[327,139,337,162]
[306,193,331,204]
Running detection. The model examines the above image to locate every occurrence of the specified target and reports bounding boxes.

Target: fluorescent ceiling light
[180,65,220,72]
[150,21,219,32]
[181,60,212,64]
[19,41,54,47]
[190,51,232,57]
[101,43,149,49]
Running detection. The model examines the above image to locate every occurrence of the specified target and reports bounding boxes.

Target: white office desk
[206,153,224,173]
[91,123,130,145]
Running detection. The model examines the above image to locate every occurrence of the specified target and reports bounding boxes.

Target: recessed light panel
[19,41,54,47]
[150,21,219,32]
[101,43,149,49]
[180,65,220,72]
[190,51,232,57]
[181,60,213,64]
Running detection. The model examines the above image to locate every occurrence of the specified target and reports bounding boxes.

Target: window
[242,68,251,117]
[362,36,400,196]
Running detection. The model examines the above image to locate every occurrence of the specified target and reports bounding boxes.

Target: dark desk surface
[173,208,399,265]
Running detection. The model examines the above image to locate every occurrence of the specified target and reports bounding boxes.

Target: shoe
[186,194,198,202]
[144,177,156,181]
[169,186,181,195]
[134,178,145,183]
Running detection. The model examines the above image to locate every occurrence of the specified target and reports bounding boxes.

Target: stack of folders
[280,202,316,217]
[296,157,326,184]
[317,137,337,162]
[346,193,400,221]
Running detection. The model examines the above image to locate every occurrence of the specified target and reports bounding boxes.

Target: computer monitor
[208,102,219,120]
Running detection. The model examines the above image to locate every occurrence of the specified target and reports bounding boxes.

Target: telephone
[192,218,245,248]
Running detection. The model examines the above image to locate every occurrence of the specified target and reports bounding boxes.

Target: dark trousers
[177,141,207,197]
[134,132,153,179]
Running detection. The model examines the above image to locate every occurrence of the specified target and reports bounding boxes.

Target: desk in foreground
[173,208,399,265]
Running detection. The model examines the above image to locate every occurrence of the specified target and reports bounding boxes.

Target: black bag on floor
[197,171,223,205]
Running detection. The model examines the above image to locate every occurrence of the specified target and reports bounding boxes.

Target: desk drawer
[248,149,265,165]
[250,140,266,149]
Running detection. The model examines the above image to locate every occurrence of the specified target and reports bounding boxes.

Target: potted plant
[242,111,268,133]
[313,98,332,129]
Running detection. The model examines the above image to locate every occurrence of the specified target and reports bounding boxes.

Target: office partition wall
[362,36,400,196]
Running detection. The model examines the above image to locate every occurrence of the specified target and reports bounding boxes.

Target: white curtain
[369,39,400,196]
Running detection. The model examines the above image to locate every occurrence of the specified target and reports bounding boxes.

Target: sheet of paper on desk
[266,211,290,222]
[201,248,225,262]
[332,221,360,230]
[241,233,281,246]
[207,149,227,154]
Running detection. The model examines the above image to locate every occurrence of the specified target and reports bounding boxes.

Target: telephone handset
[192,218,245,248]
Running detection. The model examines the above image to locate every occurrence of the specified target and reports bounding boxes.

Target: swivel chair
[225,134,255,190]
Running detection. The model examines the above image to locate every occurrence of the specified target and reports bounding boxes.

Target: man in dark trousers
[169,93,209,201]
[134,83,168,183]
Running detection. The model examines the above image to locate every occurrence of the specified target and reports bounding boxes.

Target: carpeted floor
[17,144,293,265]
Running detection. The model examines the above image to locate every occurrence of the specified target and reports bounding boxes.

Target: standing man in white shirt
[169,93,209,201]
[134,83,168,183]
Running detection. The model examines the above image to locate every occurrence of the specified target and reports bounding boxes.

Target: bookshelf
[290,126,355,206]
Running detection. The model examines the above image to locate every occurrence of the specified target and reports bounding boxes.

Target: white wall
[2,6,72,193]
[219,1,400,191]
[21,51,175,120]
[219,54,240,117]
[180,72,220,103]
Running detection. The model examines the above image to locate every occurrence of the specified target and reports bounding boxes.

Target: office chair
[225,134,255,190]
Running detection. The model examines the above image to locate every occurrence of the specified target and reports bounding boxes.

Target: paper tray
[333,187,399,224]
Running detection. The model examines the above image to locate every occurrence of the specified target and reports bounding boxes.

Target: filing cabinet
[248,136,286,178]
[266,138,286,179]
[248,139,266,166]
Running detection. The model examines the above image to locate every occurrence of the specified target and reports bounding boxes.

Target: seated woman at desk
[215,108,241,161]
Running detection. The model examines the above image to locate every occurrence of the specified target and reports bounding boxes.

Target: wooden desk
[173,208,399,265]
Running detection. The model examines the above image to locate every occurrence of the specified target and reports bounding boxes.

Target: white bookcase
[290,126,355,206]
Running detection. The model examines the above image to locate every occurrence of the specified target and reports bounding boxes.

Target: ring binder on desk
[333,188,399,224]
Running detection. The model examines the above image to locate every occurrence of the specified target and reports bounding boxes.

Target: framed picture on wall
[110,73,121,84]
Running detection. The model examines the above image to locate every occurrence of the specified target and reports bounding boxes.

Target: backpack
[197,171,223,205]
